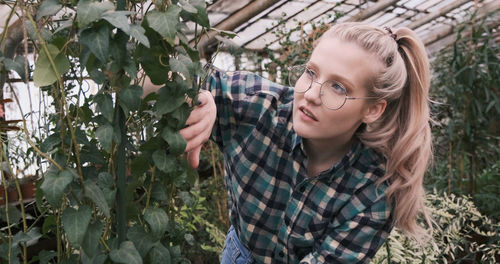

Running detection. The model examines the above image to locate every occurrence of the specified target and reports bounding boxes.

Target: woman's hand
[180,90,216,169]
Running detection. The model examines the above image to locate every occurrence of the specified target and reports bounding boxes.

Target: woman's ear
[362,100,387,124]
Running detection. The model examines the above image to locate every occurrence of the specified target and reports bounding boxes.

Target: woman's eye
[327,81,346,94]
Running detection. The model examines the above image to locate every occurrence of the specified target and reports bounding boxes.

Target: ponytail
[380,28,434,239]
[322,23,434,241]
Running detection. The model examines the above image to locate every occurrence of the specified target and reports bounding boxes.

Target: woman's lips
[299,106,318,121]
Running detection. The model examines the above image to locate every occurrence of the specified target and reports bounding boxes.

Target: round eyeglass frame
[288,64,377,110]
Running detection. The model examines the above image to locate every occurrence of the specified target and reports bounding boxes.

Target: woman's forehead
[309,37,382,90]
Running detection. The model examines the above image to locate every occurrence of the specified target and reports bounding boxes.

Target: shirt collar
[323,138,364,182]
[291,135,365,182]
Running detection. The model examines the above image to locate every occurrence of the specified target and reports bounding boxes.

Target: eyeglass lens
[289,65,347,110]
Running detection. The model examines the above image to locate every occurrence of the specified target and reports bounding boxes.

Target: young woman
[180,22,433,263]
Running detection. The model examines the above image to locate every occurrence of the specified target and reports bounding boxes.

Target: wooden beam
[195,0,282,58]
[426,19,500,57]
[407,0,471,30]
[347,0,399,22]
[423,0,500,46]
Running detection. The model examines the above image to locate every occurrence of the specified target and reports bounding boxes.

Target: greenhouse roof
[1,0,499,58]
[194,0,500,57]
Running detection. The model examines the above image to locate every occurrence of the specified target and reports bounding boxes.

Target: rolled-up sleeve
[201,66,292,152]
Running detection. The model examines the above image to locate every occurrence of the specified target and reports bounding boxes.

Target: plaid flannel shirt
[203,67,393,264]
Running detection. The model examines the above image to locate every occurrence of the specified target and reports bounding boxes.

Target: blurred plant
[428,11,500,220]
[372,192,500,263]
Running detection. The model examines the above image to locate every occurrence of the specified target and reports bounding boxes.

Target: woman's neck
[303,136,354,177]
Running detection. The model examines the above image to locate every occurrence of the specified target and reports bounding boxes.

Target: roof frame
[197,0,499,58]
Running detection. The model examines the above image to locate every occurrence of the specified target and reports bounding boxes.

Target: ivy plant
[0,0,211,263]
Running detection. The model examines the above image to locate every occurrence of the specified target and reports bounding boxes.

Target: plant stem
[56,209,62,262]
[1,167,13,264]
[25,11,84,185]
[7,82,63,171]
[0,92,29,263]
[0,1,17,53]
[12,177,28,264]
[143,167,156,213]
[100,237,111,252]
[115,106,127,244]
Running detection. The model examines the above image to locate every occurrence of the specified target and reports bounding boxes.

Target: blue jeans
[221,226,255,264]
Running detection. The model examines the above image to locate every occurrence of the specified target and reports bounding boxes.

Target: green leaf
[38,250,58,263]
[37,0,63,20]
[149,243,171,264]
[4,56,27,81]
[169,54,192,82]
[12,228,42,246]
[41,133,61,153]
[75,128,91,146]
[98,172,114,189]
[25,21,53,42]
[77,0,114,27]
[80,25,110,63]
[161,127,186,156]
[97,172,116,207]
[154,85,186,115]
[152,150,176,173]
[190,0,209,28]
[42,215,56,235]
[184,233,195,246]
[120,84,143,111]
[146,6,181,45]
[179,0,197,13]
[127,226,155,257]
[94,94,114,122]
[171,102,190,130]
[134,29,168,84]
[33,44,70,87]
[131,156,150,177]
[96,123,114,151]
[144,208,169,238]
[102,11,131,33]
[81,221,104,257]
[109,241,143,264]
[84,181,110,217]
[62,205,92,247]
[89,69,106,84]
[81,252,107,264]
[211,27,238,39]
[0,204,22,225]
[151,184,168,202]
[40,169,73,208]
[129,24,150,48]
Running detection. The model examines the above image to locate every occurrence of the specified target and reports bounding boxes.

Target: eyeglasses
[288,64,377,110]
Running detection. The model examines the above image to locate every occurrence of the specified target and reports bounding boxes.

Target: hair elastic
[383,26,397,41]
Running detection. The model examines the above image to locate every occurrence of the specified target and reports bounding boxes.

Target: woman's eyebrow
[307,61,356,89]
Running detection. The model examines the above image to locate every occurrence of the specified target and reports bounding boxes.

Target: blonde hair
[319,22,433,241]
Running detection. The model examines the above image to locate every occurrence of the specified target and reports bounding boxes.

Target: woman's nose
[304,81,322,106]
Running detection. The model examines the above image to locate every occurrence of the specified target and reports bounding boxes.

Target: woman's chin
[292,122,314,139]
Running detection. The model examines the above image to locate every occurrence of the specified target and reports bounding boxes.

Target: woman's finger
[186,145,203,169]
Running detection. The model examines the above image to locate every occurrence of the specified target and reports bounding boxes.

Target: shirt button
[279,251,285,257]
[300,186,306,192]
